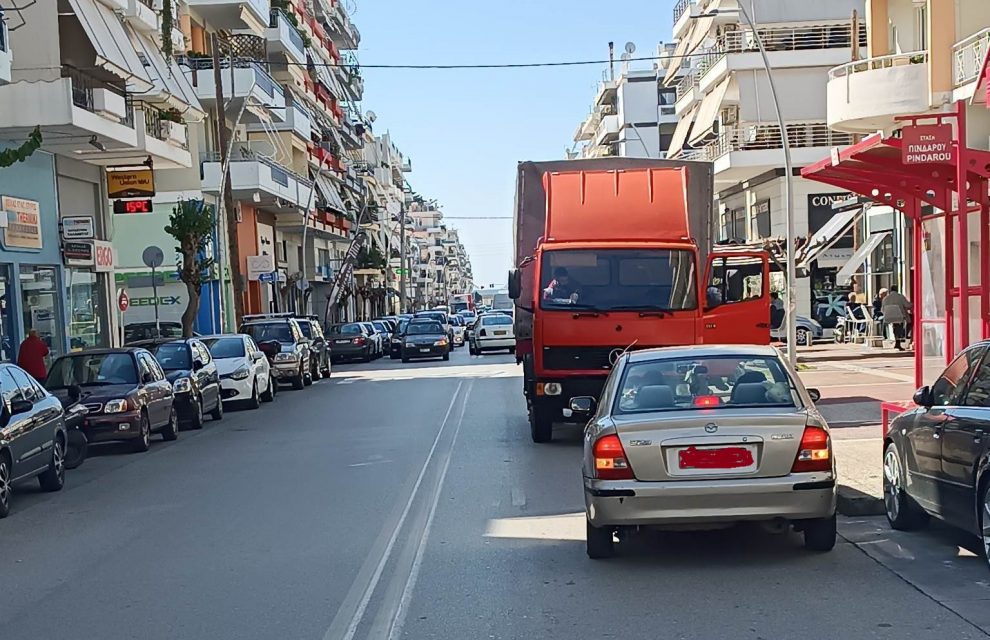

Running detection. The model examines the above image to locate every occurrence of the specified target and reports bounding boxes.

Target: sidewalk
[794,342,916,516]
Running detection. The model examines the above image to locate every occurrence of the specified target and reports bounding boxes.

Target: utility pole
[211,33,244,326]
[398,205,407,314]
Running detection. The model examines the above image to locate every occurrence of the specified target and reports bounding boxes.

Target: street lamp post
[696,5,797,366]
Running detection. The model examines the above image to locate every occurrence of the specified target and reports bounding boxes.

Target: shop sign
[61,216,95,240]
[247,254,276,281]
[94,240,115,273]
[902,124,955,165]
[117,289,129,312]
[1,195,42,250]
[106,169,156,199]
[63,241,94,265]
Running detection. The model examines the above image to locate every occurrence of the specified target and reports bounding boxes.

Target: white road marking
[337,378,356,384]
[348,459,393,468]
[511,487,526,508]
[324,381,464,640]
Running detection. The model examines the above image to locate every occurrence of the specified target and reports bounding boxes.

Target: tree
[165,199,215,337]
[0,127,42,168]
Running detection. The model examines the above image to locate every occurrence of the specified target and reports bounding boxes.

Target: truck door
[702,252,771,345]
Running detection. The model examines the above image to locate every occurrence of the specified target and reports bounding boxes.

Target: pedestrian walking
[17,329,49,381]
[881,286,911,351]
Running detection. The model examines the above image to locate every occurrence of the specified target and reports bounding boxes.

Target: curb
[837,485,885,516]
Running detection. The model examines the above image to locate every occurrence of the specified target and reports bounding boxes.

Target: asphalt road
[1,347,987,639]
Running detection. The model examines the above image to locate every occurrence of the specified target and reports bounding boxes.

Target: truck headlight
[543,382,562,396]
[275,353,298,363]
[231,365,250,380]
[173,377,192,393]
[104,399,129,414]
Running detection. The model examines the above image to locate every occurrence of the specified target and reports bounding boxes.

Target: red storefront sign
[901,124,955,165]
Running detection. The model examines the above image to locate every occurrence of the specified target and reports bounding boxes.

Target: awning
[662,25,694,86]
[315,175,347,213]
[127,28,205,119]
[688,74,732,145]
[796,204,867,268]
[836,231,890,282]
[666,103,698,158]
[66,0,153,92]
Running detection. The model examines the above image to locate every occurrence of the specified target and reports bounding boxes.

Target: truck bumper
[529,376,607,423]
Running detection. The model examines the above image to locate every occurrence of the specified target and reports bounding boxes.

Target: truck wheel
[530,403,553,443]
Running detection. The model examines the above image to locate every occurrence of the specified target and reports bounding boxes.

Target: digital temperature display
[113,199,154,214]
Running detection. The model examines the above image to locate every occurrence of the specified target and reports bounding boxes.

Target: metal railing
[700,24,867,78]
[676,71,699,100]
[672,0,692,23]
[200,148,313,189]
[700,123,855,160]
[179,55,281,100]
[953,28,990,88]
[828,50,928,81]
[61,65,134,128]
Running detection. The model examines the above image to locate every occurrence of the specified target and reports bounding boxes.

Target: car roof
[128,338,194,348]
[624,344,782,364]
[200,333,244,339]
[58,347,143,356]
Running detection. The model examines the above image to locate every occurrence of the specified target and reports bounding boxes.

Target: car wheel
[189,396,205,430]
[796,328,810,346]
[0,452,11,519]
[133,413,151,453]
[883,442,929,530]
[247,379,261,410]
[321,358,331,377]
[803,514,837,552]
[261,374,276,402]
[529,403,553,443]
[292,365,305,390]
[362,352,372,363]
[442,352,450,361]
[390,351,398,360]
[38,434,65,492]
[311,360,322,381]
[401,355,410,363]
[211,393,224,420]
[161,407,179,442]
[978,480,990,570]
[586,519,614,559]
[64,429,88,470]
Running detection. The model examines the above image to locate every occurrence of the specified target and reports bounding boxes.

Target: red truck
[509,159,771,443]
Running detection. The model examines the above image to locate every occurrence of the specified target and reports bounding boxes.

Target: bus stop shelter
[801,101,990,389]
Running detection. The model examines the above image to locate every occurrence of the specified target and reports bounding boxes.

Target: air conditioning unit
[92,89,127,121]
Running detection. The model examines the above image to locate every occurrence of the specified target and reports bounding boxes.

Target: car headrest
[636,385,675,410]
[736,370,768,385]
[731,382,768,405]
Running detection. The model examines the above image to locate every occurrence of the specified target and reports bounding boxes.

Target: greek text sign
[902,124,955,165]
[1,196,42,250]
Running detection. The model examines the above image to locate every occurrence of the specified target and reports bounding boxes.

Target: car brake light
[479,328,487,337]
[593,434,634,480]
[693,395,721,407]
[791,425,831,473]
[353,337,366,345]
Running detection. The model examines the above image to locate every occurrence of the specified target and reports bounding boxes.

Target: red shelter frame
[801,101,990,389]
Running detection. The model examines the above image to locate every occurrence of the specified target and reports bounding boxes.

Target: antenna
[365,110,377,123]
[608,41,615,81]
[624,42,636,55]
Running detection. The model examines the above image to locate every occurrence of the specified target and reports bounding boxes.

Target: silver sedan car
[577,344,836,559]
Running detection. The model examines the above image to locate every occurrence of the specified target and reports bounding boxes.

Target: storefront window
[20,265,64,361]
[0,265,14,362]
[66,269,105,350]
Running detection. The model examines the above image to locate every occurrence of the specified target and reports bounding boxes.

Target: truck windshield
[539,249,697,312]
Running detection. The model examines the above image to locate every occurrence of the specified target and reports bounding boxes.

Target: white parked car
[469,313,515,355]
[202,334,276,409]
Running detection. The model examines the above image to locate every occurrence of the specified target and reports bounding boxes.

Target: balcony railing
[672,0,692,23]
[828,51,928,81]
[201,148,312,190]
[676,71,699,100]
[953,28,990,88]
[179,55,280,99]
[61,65,134,128]
[700,24,866,78]
[269,9,306,53]
[141,105,188,149]
[700,123,855,160]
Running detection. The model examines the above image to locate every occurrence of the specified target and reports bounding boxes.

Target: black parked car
[884,339,990,568]
[123,322,186,344]
[400,321,450,363]
[296,316,331,380]
[0,363,67,518]
[389,318,410,359]
[132,338,223,429]
[328,323,373,363]
[45,348,177,453]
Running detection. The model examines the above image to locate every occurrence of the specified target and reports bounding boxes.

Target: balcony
[696,123,854,187]
[180,57,285,122]
[594,114,620,145]
[251,98,311,140]
[185,0,271,33]
[827,52,930,134]
[0,8,10,85]
[325,6,360,51]
[953,28,990,102]
[674,71,699,115]
[672,0,697,41]
[123,0,159,33]
[267,9,307,66]
[698,24,864,92]
[136,105,192,169]
[201,149,313,211]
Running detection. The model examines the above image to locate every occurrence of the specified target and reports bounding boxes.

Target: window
[333,323,363,335]
[152,343,192,371]
[482,315,512,326]
[204,337,246,359]
[66,269,106,350]
[20,265,65,361]
[751,200,771,239]
[706,256,765,308]
[963,351,990,407]
[720,209,746,241]
[193,341,211,365]
[47,353,138,387]
[136,353,155,382]
[0,367,22,406]
[9,366,40,401]
[931,348,984,406]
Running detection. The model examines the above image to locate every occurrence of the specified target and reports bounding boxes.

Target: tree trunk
[182,280,200,338]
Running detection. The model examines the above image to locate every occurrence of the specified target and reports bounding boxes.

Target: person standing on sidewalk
[17,329,49,381]
[881,286,911,351]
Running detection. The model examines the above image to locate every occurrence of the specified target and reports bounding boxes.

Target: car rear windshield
[242,323,293,344]
[416,312,446,323]
[372,322,388,332]
[298,322,313,338]
[406,323,443,335]
[482,315,512,326]
[150,343,191,370]
[47,353,138,387]
[614,355,799,414]
[203,337,245,359]
[333,324,363,335]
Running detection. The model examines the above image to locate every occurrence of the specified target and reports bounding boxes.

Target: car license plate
[335,339,350,344]
[420,348,431,353]
[676,445,756,471]
[494,330,507,336]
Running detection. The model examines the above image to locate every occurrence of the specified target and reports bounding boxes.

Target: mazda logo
[705,423,718,433]
[608,349,624,366]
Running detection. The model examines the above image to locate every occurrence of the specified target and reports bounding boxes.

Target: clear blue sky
[354,0,673,289]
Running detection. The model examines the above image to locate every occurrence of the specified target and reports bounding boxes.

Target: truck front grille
[541,346,626,371]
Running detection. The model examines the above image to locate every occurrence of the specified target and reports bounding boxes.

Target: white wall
[617,78,658,124]
[749,0,865,25]
[737,67,830,122]
[958,0,990,42]
[888,0,921,54]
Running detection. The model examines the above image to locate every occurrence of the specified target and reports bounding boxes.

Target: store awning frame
[688,74,733,146]
[666,103,698,159]
[127,28,205,120]
[796,203,867,269]
[66,0,154,93]
[836,231,890,282]
[315,175,347,213]
[663,25,695,87]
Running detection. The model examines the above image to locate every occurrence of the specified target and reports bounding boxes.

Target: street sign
[901,124,955,165]
[107,169,155,199]
[117,289,130,312]
[142,245,164,269]
[61,216,95,240]
[63,241,94,265]
[296,278,309,292]
[247,254,276,281]
[258,272,285,283]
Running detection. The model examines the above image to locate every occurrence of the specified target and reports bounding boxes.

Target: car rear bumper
[331,346,366,359]
[584,474,836,526]
[478,338,514,349]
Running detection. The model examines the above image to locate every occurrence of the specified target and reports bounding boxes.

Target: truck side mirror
[508,269,521,300]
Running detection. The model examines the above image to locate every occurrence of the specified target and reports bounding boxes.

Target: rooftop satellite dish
[624,42,636,55]
[365,110,377,123]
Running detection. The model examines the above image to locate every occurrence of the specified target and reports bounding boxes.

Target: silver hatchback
[578,345,836,558]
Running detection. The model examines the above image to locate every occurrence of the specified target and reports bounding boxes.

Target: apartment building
[664,0,866,315]
[404,203,473,311]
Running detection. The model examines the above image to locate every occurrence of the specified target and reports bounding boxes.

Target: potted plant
[160,109,186,146]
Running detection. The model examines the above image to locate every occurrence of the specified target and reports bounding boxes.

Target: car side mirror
[807,388,821,403]
[913,385,934,408]
[507,269,521,300]
[252,352,265,362]
[10,398,33,415]
[569,396,596,415]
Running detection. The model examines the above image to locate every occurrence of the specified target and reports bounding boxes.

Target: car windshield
[243,323,293,344]
[406,322,443,335]
[615,355,800,414]
[149,343,191,371]
[482,315,513,326]
[396,320,409,333]
[540,249,697,312]
[47,353,138,387]
[334,324,363,335]
[203,337,245,359]
[372,322,388,332]
[451,301,470,313]
[417,312,446,324]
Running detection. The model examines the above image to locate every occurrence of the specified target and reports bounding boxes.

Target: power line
[271,52,710,71]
